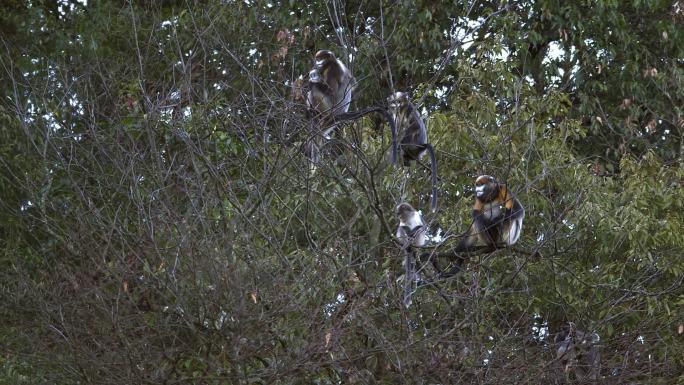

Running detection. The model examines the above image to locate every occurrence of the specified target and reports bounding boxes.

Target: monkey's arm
[503,199,524,219]
[498,186,521,216]
[396,227,406,244]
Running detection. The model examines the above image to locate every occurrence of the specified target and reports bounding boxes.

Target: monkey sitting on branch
[422,175,525,278]
[304,49,398,163]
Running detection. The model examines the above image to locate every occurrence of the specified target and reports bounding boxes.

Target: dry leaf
[276,29,289,42]
[325,331,332,348]
[642,67,658,78]
[292,77,306,101]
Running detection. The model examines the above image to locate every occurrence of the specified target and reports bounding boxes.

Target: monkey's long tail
[334,107,398,164]
[423,143,438,212]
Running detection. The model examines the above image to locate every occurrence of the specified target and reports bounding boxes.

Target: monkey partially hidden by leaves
[306,50,356,120]
[304,49,406,165]
[555,323,601,383]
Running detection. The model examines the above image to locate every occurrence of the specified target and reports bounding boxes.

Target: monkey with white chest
[306,50,355,121]
[428,175,525,278]
[396,202,427,249]
[305,50,356,162]
[395,202,427,306]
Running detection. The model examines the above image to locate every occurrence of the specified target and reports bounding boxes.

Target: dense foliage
[1,1,683,383]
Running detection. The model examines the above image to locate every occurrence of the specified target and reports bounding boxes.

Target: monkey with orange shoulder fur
[424,175,525,278]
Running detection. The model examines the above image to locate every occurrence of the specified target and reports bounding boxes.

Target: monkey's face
[314,50,335,69]
[387,92,409,109]
[308,69,322,83]
[475,175,497,200]
[395,202,416,220]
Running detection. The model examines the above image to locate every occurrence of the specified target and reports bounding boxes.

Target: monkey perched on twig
[306,50,356,123]
[304,50,356,162]
[304,49,398,164]
[424,175,525,278]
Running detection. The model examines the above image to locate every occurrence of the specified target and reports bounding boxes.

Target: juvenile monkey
[396,202,427,306]
[396,202,427,249]
[305,50,356,162]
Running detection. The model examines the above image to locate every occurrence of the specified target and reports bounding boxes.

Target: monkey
[396,202,427,249]
[427,175,524,278]
[305,50,356,162]
[555,323,601,383]
[387,91,438,211]
[303,50,402,165]
[387,92,428,166]
[395,202,427,307]
[306,50,356,120]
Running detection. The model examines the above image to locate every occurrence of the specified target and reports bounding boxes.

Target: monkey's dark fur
[305,50,398,163]
[388,92,438,211]
[425,175,524,278]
